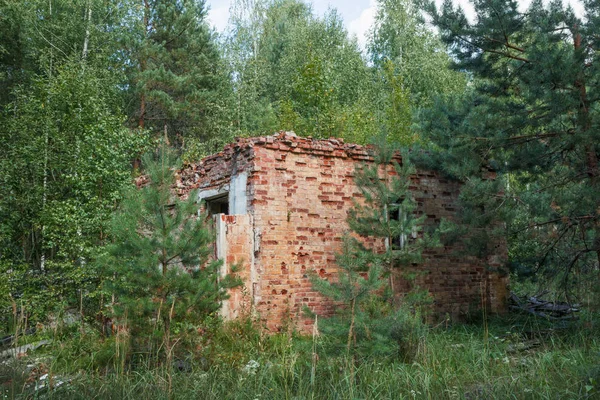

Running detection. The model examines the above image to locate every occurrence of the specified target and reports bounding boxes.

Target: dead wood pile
[509,291,580,320]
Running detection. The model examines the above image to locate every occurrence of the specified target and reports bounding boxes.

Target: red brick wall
[180,132,508,331]
[215,214,255,320]
[250,144,358,330]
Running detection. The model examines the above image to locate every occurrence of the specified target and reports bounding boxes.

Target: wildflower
[244,359,260,375]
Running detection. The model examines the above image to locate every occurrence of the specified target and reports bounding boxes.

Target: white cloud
[348,0,377,51]
[207,2,231,33]
[206,0,586,41]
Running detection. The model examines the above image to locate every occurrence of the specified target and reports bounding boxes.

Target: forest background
[0,0,467,325]
[0,0,599,398]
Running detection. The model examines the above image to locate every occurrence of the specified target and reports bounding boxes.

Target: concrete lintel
[198,187,229,203]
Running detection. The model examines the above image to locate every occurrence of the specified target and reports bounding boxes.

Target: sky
[205,0,585,50]
[205,0,378,49]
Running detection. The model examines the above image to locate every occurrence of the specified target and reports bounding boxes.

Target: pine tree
[348,137,437,294]
[309,237,386,357]
[128,0,232,150]
[311,138,435,361]
[101,144,235,358]
[422,0,600,293]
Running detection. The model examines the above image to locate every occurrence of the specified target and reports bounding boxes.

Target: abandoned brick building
[178,131,508,331]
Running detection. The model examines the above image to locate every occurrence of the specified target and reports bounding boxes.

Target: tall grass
[1,314,599,399]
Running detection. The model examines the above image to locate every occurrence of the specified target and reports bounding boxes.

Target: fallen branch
[508,291,579,320]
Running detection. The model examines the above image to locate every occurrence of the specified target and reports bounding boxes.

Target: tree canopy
[422,0,600,293]
[126,0,232,150]
[2,0,597,338]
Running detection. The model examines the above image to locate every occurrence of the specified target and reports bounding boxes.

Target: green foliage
[310,139,437,361]
[0,0,153,331]
[312,259,428,362]
[0,0,126,105]
[3,315,599,399]
[125,0,233,150]
[309,237,386,355]
[365,0,467,147]
[0,60,146,324]
[100,144,238,358]
[377,60,414,146]
[225,0,379,142]
[422,0,600,295]
[224,0,464,145]
[369,0,467,108]
[349,138,438,275]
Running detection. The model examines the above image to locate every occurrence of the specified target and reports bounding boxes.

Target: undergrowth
[1,312,599,399]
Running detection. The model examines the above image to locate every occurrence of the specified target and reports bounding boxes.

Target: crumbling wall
[248,143,361,330]
[177,140,255,199]
[179,132,508,331]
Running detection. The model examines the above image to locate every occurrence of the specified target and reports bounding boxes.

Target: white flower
[243,359,260,375]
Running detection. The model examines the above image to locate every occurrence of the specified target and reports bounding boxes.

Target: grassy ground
[1,312,599,399]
